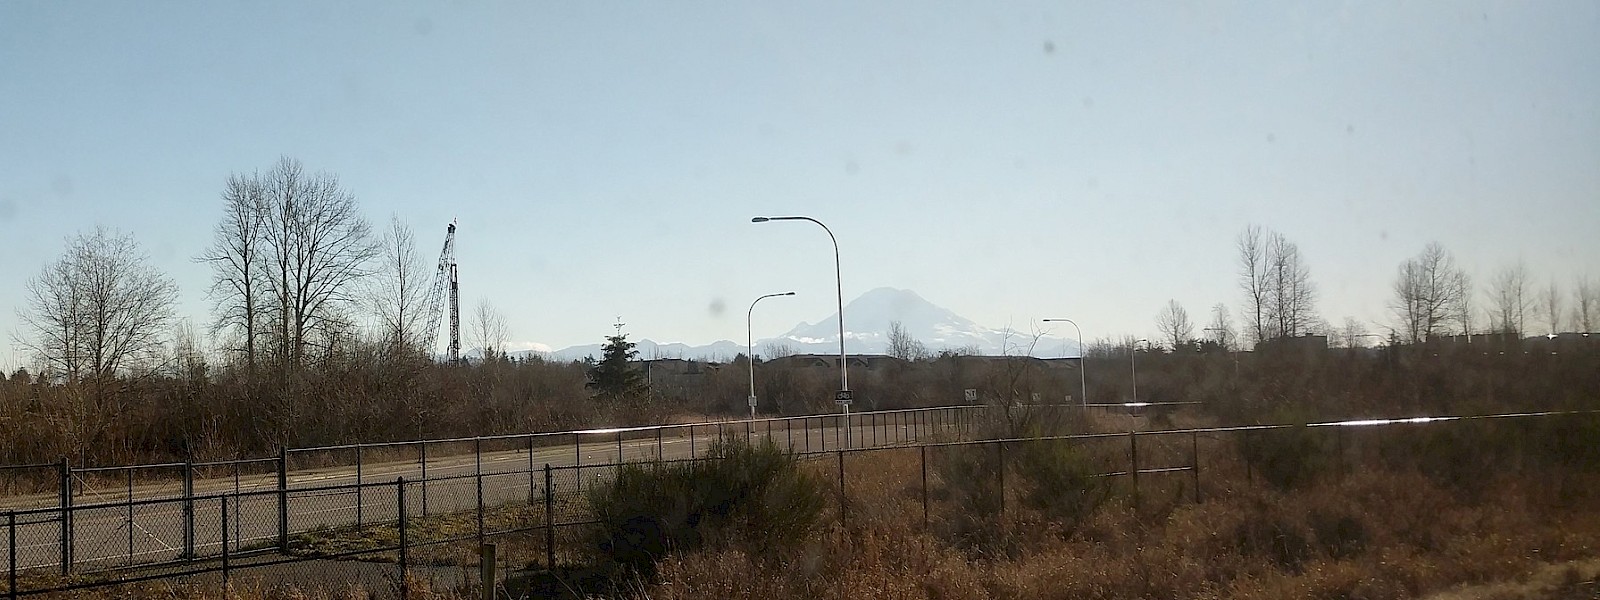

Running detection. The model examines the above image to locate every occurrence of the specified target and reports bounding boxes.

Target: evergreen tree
[586,332,645,400]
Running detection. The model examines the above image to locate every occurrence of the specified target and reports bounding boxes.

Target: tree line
[1149,225,1597,352]
[5,163,1597,466]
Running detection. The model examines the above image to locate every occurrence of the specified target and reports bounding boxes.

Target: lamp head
[782,291,796,296]
[751,217,771,223]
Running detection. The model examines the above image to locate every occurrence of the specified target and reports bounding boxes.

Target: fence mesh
[7,409,1598,597]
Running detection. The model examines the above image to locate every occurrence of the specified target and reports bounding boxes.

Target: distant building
[631,358,721,396]
[1254,334,1328,360]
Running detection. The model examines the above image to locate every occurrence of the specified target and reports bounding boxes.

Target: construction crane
[421,221,460,363]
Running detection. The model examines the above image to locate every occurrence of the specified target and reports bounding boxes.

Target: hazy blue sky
[2,1,1597,369]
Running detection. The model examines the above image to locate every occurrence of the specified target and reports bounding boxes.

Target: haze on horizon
[2,1,1597,371]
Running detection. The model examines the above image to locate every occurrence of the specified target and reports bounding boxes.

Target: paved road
[2,408,973,576]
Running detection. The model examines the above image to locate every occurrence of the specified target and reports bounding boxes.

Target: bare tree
[470,298,510,361]
[1534,280,1563,335]
[257,157,378,369]
[1574,276,1598,332]
[1206,303,1236,350]
[1155,300,1193,350]
[1453,272,1477,338]
[371,215,431,356]
[1266,231,1317,338]
[1238,225,1317,344]
[198,173,267,377]
[1390,242,1469,343]
[17,227,178,389]
[886,320,929,361]
[761,341,797,360]
[1490,262,1531,334]
[1237,225,1270,344]
[1334,317,1369,348]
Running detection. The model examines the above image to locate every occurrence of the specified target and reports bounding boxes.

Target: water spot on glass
[413,17,434,36]
[708,298,726,318]
[895,141,912,156]
[1043,40,1056,54]
[1266,133,1276,143]
[1081,96,1094,109]
[52,175,73,198]
[845,160,859,175]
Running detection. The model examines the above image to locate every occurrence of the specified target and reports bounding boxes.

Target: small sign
[747,394,758,408]
[834,390,854,405]
[964,388,978,403]
[1031,393,1041,403]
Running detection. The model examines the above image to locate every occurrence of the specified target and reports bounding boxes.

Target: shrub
[584,436,826,574]
[1240,408,1332,490]
[1011,438,1116,533]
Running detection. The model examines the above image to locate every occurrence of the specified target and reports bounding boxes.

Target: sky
[2,1,1597,370]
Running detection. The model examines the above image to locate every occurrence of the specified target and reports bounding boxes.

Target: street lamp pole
[748,291,796,417]
[753,215,852,447]
[1042,318,1088,408]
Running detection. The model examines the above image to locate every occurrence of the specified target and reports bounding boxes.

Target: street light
[752,215,852,447]
[748,291,796,417]
[1041,318,1088,408]
[1131,338,1149,404]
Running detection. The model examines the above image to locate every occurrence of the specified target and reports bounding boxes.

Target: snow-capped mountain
[534,287,1078,362]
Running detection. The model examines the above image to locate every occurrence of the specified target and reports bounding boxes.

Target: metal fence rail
[6,407,1594,598]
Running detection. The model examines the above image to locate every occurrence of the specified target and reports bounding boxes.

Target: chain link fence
[6,407,1596,598]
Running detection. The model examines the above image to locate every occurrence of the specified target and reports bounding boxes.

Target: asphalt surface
[1,408,971,576]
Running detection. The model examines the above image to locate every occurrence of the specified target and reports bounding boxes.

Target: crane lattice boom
[421,222,458,363]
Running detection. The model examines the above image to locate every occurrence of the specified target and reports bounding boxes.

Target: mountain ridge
[501,287,1079,362]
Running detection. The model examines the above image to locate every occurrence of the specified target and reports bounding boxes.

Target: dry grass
[636,443,1600,600]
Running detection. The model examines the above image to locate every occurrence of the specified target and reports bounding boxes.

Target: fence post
[476,438,485,547]
[836,451,846,527]
[58,457,70,576]
[787,419,793,453]
[277,447,288,552]
[1129,431,1140,513]
[1243,431,1253,486]
[356,444,364,527]
[183,458,195,560]
[397,477,409,600]
[125,469,133,567]
[420,442,430,516]
[528,436,537,506]
[1335,427,1345,480]
[920,446,929,529]
[1191,431,1201,504]
[543,464,554,570]
[997,442,1006,516]
[574,433,582,495]
[221,496,230,591]
[8,511,17,600]
[480,543,497,600]
[656,428,663,460]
